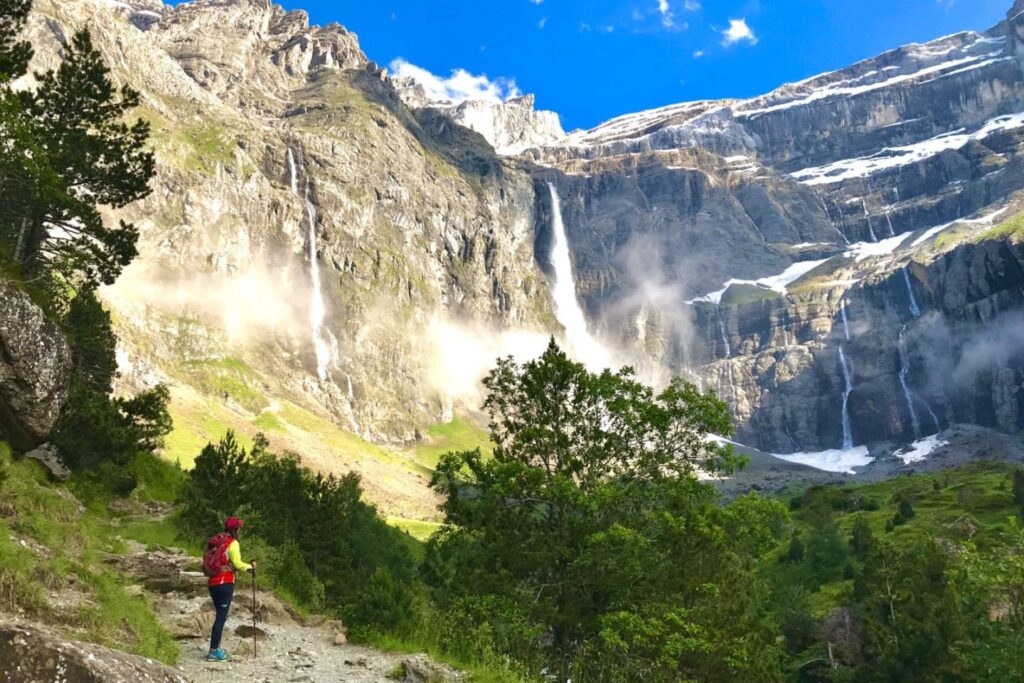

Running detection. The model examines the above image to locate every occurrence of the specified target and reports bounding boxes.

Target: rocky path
[115,543,462,683]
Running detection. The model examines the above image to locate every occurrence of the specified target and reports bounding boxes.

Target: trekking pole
[251,566,258,658]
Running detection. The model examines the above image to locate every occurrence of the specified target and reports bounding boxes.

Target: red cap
[225,517,243,533]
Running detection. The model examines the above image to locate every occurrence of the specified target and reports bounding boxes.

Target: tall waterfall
[840,301,851,341]
[288,148,332,382]
[902,267,921,318]
[898,325,922,439]
[838,347,854,449]
[546,183,612,370]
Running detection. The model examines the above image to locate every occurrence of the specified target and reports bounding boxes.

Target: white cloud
[539,17,547,28]
[529,0,543,4]
[388,59,521,104]
[657,0,674,28]
[683,0,701,9]
[722,18,757,46]
[693,49,705,58]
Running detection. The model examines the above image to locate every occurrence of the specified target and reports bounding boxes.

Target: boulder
[246,591,302,626]
[25,442,70,481]
[0,281,73,450]
[169,610,214,640]
[0,621,190,682]
[400,655,465,682]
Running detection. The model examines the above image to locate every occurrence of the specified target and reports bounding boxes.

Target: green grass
[180,357,269,413]
[778,460,1022,618]
[413,416,492,471]
[367,631,536,683]
[0,442,182,664]
[720,283,782,307]
[387,517,443,543]
[933,211,1024,250]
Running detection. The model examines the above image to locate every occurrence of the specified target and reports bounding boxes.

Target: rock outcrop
[0,281,73,450]
[0,621,190,683]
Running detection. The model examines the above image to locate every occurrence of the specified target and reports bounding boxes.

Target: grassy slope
[776,460,1021,617]
[0,442,184,664]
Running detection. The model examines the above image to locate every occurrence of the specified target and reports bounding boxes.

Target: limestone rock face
[23,0,554,448]
[392,81,567,155]
[525,1,1024,453]
[0,621,190,683]
[0,282,73,450]
[18,0,1024,462]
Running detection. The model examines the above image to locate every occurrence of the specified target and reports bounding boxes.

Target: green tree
[1013,468,1024,516]
[850,516,877,561]
[13,30,154,290]
[0,0,31,81]
[428,340,784,681]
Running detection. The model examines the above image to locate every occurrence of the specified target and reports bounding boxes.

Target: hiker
[202,516,256,662]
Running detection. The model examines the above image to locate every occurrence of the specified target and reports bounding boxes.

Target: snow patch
[773,446,873,474]
[792,113,1024,186]
[895,434,948,464]
[846,233,912,262]
[687,258,829,304]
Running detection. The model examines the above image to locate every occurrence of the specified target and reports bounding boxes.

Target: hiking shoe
[205,649,228,662]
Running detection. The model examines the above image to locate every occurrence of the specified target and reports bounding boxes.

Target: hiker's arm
[228,539,252,573]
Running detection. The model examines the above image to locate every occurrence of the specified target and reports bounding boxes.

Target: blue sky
[229,0,1009,130]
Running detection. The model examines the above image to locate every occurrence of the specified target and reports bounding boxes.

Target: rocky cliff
[19,0,1024,480]
[529,2,1024,453]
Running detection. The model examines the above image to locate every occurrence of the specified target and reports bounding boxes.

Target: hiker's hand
[249,561,257,572]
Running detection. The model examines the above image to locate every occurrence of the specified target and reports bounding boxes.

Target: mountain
[528,2,1024,455]
[19,0,1024,508]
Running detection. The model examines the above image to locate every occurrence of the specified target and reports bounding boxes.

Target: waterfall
[838,347,854,449]
[289,148,332,382]
[546,183,612,369]
[862,201,878,242]
[716,305,731,358]
[781,308,790,348]
[898,325,922,439]
[902,267,921,318]
[893,186,900,203]
[287,148,299,194]
[840,301,851,341]
[884,210,896,237]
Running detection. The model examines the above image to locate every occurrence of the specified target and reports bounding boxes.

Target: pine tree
[0,0,32,81]
[12,30,153,288]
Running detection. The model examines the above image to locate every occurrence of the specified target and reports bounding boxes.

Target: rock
[400,655,465,683]
[235,624,270,640]
[0,620,190,682]
[107,549,206,596]
[247,591,302,626]
[169,610,215,640]
[25,443,70,481]
[0,281,73,450]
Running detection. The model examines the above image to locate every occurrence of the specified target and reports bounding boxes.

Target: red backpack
[202,532,235,577]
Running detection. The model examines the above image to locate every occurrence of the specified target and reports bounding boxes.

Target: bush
[177,432,416,620]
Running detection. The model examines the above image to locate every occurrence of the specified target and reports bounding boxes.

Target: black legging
[209,583,234,651]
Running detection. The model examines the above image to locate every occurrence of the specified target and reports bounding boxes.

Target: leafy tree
[428,340,784,681]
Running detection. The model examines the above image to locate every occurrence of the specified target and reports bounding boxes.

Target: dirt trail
[116,543,461,683]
